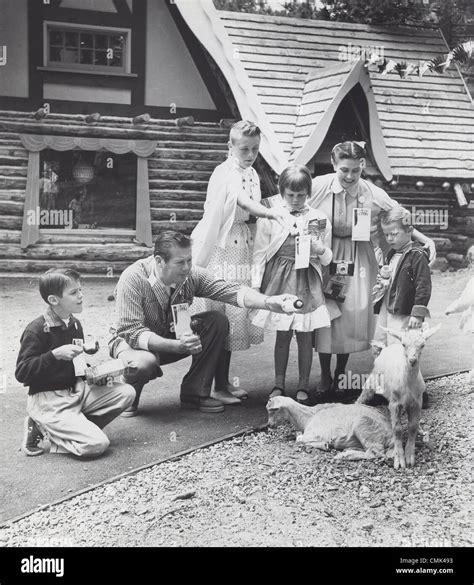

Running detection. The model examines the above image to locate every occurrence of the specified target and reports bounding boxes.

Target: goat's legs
[296,436,329,451]
[405,401,421,467]
[353,416,388,458]
[334,449,376,461]
[389,402,405,470]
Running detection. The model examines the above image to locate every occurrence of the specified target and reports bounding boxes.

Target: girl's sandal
[296,390,310,405]
[268,387,286,400]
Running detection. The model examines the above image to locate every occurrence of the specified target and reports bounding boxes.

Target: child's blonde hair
[278,165,312,197]
[229,120,261,144]
[380,205,413,231]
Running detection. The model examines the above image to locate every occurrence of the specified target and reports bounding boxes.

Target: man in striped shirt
[111,231,298,415]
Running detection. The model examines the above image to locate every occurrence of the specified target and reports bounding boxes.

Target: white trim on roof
[174,0,288,174]
[293,60,393,181]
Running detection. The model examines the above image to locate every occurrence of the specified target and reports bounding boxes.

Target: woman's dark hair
[331,141,367,162]
[278,164,312,197]
[39,267,81,303]
[154,231,192,261]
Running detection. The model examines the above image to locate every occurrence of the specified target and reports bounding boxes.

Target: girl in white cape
[191,121,290,405]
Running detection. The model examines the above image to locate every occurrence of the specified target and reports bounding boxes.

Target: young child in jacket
[252,164,335,404]
[372,205,432,353]
[15,268,134,457]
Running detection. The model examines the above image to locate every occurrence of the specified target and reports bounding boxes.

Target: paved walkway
[0,271,471,524]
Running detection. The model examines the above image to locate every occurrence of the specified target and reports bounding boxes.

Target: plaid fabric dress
[192,204,264,351]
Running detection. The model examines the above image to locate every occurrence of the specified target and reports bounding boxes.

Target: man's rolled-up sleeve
[115,271,151,349]
[193,267,247,307]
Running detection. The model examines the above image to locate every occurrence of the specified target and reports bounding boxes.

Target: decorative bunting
[364,52,383,67]
[365,39,473,80]
[379,59,397,75]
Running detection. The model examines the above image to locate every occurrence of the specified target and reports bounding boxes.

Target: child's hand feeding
[267,207,294,229]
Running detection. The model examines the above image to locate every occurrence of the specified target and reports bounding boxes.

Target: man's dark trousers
[118,311,229,401]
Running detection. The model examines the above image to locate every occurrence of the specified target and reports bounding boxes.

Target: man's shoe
[121,389,141,417]
[180,396,225,413]
[228,386,249,400]
[121,404,139,417]
[212,389,241,405]
[22,417,44,456]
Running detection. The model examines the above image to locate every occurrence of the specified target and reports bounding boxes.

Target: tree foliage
[312,0,425,26]
[212,0,470,41]
[213,0,427,25]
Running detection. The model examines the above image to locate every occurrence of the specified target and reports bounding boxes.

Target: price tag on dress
[295,235,311,269]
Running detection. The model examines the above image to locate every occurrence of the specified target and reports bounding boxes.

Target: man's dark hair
[39,267,81,304]
[154,231,192,262]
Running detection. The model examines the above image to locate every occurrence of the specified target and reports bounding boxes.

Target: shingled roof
[176,1,474,179]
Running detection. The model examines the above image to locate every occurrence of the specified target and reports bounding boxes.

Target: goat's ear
[380,326,402,342]
[423,323,441,340]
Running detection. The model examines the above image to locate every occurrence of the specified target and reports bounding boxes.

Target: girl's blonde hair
[278,164,312,197]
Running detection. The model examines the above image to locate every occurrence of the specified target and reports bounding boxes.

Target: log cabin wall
[377,176,474,269]
[0,112,229,273]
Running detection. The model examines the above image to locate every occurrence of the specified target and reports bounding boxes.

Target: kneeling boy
[15,268,135,457]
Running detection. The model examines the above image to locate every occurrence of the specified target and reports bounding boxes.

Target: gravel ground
[1,372,472,548]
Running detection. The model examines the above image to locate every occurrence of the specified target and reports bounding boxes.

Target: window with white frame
[44,22,131,73]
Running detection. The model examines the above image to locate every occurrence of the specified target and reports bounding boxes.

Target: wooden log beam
[0,120,227,141]
[38,232,138,244]
[0,259,130,274]
[0,229,21,243]
[0,243,151,261]
[85,113,102,124]
[0,216,22,229]
[175,116,195,127]
[133,113,151,125]
[0,200,23,215]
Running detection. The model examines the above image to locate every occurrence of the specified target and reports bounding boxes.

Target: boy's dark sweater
[15,307,84,395]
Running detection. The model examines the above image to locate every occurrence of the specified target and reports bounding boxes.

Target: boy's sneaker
[22,417,44,456]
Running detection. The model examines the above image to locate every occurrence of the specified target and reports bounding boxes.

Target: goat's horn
[380,326,402,342]
[423,323,441,340]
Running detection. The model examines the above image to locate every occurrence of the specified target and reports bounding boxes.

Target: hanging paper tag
[73,353,88,377]
[260,194,284,209]
[307,218,326,240]
[352,208,371,241]
[172,303,192,338]
[295,235,311,269]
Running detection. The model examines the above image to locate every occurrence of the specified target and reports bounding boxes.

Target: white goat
[357,325,441,470]
[266,396,393,461]
[445,275,474,388]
